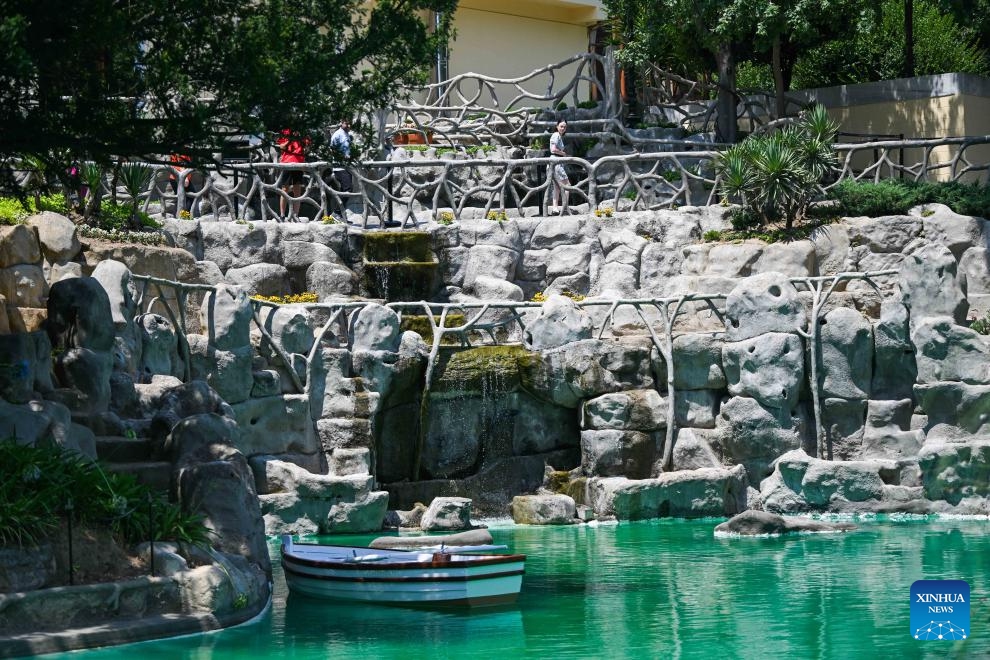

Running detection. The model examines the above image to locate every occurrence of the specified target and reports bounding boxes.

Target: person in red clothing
[276,129,310,218]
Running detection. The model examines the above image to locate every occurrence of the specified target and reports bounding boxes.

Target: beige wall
[445,2,601,110]
[796,74,990,182]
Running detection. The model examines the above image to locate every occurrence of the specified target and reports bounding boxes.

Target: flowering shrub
[252,292,320,304]
[437,211,454,225]
[594,207,614,218]
[486,210,508,222]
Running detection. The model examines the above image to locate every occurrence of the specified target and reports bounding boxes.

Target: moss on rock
[432,345,533,394]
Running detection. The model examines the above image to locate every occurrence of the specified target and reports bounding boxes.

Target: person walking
[548,120,569,215]
[277,128,309,218]
[329,119,353,219]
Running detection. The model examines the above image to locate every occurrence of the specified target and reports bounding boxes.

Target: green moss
[432,345,533,394]
[363,231,434,263]
[400,313,467,345]
[363,261,438,302]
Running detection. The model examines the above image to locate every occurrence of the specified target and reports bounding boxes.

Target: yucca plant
[80,163,105,220]
[118,163,153,230]
[715,104,838,230]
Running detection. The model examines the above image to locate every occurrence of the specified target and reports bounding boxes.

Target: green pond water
[52,516,990,659]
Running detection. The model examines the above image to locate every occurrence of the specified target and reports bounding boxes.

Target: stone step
[96,436,155,463]
[105,461,172,493]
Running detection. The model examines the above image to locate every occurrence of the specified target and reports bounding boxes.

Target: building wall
[444,1,602,110]
[797,74,990,182]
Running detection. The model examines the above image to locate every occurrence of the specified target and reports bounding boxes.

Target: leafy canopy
[0,0,456,167]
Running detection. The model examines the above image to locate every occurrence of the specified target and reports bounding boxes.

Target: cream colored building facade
[446,0,604,83]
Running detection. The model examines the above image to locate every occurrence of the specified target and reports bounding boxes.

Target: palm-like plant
[118,163,153,229]
[714,104,838,229]
[79,163,105,220]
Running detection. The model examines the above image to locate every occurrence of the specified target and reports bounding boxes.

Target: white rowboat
[280,535,526,607]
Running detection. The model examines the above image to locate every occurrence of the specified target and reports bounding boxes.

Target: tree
[0,0,456,182]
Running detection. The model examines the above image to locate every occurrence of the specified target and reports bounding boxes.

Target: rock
[46,259,82,284]
[200,284,252,350]
[917,204,985,259]
[588,464,748,519]
[471,275,524,301]
[752,241,815,277]
[546,244,591,277]
[671,333,726,390]
[459,218,524,250]
[510,494,577,524]
[348,304,401,352]
[0,224,41,267]
[912,316,990,384]
[149,380,233,445]
[523,295,593,350]
[823,398,867,460]
[581,429,655,479]
[370,528,493,549]
[915,382,990,435]
[529,217,584,249]
[959,247,990,296]
[673,389,720,429]
[898,244,968,325]
[26,212,80,262]
[463,244,519,288]
[820,307,873,399]
[0,264,48,307]
[714,396,805,486]
[517,249,550,281]
[171,414,271,573]
[420,496,475,531]
[53,348,112,413]
[845,215,922,253]
[225,263,291,298]
[260,304,315,356]
[722,332,804,411]
[0,544,55,592]
[136,313,180,380]
[524,338,654,408]
[861,399,924,459]
[724,273,806,341]
[305,261,358,299]
[760,450,887,513]
[871,302,917,399]
[186,336,253,404]
[229,394,321,458]
[582,389,666,431]
[325,491,390,533]
[382,503,429,530]
[670,428,721,470]
[330,447,371,476]
[281,240,340,270]
[918,440,990,505]
[713,510,856,536]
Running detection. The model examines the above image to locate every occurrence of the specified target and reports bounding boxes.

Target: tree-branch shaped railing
[791,270,897,460]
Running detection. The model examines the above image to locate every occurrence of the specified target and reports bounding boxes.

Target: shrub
[0,198,29,225]
[594,207,614,218]
[486,210,508,222]
[252,292,319,304]
[702,229,721,242]
[0,439,209,548]
[436,210,454,225]
[827,180,990,218]
[715,104,838,229]
[971,312,990,335]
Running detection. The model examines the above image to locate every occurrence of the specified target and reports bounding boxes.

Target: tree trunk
[772,34,786,120]
[715,43,737,143]
[904,0,915,77]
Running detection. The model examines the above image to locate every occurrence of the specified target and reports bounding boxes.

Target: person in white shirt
[328,119,354,219]
[548,120,568,215]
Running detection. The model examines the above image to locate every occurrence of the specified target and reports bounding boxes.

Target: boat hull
[281,544,525,607]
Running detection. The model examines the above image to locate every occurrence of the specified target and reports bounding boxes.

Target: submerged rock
[714,510,856,536]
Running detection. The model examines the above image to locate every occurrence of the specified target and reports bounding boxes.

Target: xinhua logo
[911,580,970,641]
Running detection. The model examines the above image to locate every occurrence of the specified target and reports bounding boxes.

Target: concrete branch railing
[133,269,898,473]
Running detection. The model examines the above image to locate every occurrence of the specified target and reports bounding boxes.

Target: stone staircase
[95,435,171,493]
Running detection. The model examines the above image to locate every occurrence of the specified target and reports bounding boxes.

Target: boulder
[713,510,856,536]
[523,295,593,351]
[305,261,358,299]
[912,316,990,384]
[200,284,252,350]
[90,260,138,328]
[186,336,253,404]
[674,389,720,429]
[26,212,80,263]
[463,244,519,288]
[581,429,656,479]
[722,332,804,411]
[914,382,990,435]
[714,396,805,486]
[820,307,873,399]
[546,244,592,278]
[918,441,990,506]
[671,333,726,390]
[229,394,321,458]
[0,264,47,307]
[898,244,968,325]
[871,302,917,399]
[471,275,524,301]
[582,389,666,431]
[588,464,748,519]
[225,263,291,298]
[670,428,721,470]
[0,224,41,267]
[724,273,806,341]
[420,496,475,531]
[260,304,315,356]
[136,313,181,380]
[170,413,271,573]
[348,304,401,352]
[510,494,577,525]
[325,491,390,533]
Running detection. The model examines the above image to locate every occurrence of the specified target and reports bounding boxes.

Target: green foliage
[0,193,69,224]
[971,312,990,335]
[0,439,210,548]
[702,229,722,242]
[715,104,838,229]
[0,0,456,174]
[0,197,29,224]
[577,100,600,109]
[794,0,989,87]
[828,179,990,218]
